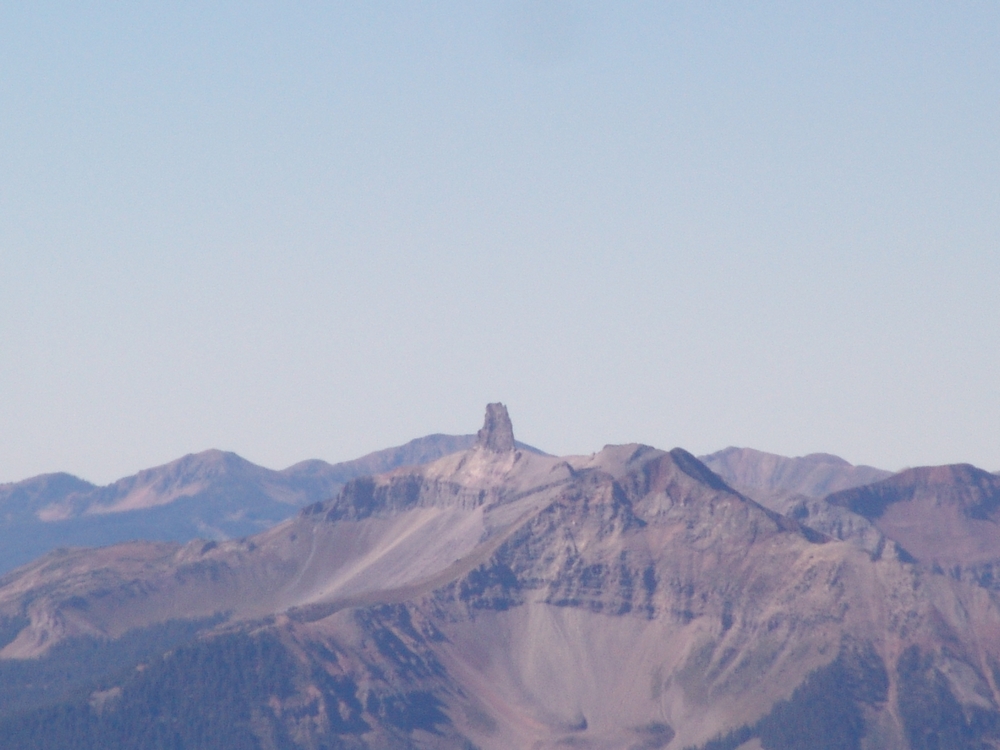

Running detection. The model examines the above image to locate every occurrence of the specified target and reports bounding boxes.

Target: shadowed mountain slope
[826,464,1000,586]
[0,406,998,748]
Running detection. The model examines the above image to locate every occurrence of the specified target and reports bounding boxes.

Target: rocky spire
[476,403,516,453]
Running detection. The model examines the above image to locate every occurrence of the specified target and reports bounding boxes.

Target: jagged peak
[475,402,515,453]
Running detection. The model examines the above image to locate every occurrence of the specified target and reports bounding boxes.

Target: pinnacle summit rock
[476,402,515,452]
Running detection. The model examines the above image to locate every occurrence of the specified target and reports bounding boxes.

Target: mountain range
[2,405,1000,748]
[0,434,539,574]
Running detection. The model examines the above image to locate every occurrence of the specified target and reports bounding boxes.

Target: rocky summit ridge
[0,407,999,749]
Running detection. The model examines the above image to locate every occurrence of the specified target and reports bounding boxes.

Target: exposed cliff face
[476,402,516,453]
[0,411,999,749]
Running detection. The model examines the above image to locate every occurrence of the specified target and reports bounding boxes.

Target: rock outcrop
[700,446,890,501]
[476,402,516,453]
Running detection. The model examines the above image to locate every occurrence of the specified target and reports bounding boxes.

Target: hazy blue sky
[2,2,998,483]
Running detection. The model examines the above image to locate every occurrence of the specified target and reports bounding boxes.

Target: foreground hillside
[1,405,999,749]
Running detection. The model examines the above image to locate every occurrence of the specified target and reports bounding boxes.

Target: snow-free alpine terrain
[2,405,1000,749]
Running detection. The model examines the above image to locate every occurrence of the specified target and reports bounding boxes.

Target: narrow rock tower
[476,403,516,453]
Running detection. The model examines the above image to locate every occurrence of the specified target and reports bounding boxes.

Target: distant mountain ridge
[2,406,1000,748]
[699,446,896,558]
[826,464,1000,574]
[703,447,1000,592]
[0,434,541,574]
[699,446,891,500]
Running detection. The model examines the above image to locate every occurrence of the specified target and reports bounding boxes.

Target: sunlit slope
[2,406,1000,748]
[0,432,514,573]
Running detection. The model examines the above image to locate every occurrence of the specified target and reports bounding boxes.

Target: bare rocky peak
[0,473,95,510]
[827,463,1000,520]
[700,446,890,500]
[699,449,913,563]
[475,402,516,453]
[825,463,1000,568]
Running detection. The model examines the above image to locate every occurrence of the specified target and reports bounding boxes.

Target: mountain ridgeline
[0,433,542,574]
[1,405,1000,748]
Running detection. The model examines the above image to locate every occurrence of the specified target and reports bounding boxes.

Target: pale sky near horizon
[2,2,998,484]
